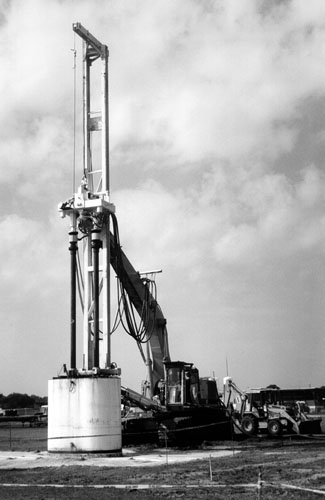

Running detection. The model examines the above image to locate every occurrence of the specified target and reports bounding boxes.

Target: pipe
[91,229,102,367]
[69,230,78,370]
[101,46,109,195]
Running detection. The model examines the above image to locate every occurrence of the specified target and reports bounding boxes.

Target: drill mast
[60,22,115,372]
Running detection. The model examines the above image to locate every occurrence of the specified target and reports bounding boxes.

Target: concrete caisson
[48,376,121,453]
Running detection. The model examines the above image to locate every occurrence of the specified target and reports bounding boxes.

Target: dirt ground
[0,424,324,499]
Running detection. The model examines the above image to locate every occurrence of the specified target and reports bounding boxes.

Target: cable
[110,279,123,334]
[71,212,159,346]
[110,212,157,344]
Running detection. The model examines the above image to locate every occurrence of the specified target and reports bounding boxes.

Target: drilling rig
[48,23,231,450]
[48,23,121,453]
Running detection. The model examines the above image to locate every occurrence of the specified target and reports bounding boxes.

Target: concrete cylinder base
[48,376,121,453]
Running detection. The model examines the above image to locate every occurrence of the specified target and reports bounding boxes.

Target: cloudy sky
[1,0,325,397]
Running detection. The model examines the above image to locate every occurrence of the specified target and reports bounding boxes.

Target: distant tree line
[0,393,47,409]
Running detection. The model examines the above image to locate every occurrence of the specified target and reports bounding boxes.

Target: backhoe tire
[241,415,258,436]
[267,419,282,437]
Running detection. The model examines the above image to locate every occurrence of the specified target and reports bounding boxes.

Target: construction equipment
[109,224,170,399]
[223,377,322,437]
[109,224,231,444]
[55,23,323,450]
[54,22,231,448]
[120,366,230,445]
[50,22,121,453]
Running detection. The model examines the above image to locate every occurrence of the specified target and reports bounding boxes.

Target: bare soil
[0,423,324,499]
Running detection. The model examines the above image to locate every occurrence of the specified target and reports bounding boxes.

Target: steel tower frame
[59,23,115,372]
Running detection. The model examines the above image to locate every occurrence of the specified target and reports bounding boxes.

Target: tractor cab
[164,361,199,408]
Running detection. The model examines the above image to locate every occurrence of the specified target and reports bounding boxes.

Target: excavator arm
[223,376,248,416]
[109,223,170,395]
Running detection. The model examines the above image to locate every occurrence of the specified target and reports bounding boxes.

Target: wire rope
[71,32,77,194]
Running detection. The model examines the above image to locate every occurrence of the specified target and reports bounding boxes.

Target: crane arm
[109,220,170,394]
[121,386,165,413]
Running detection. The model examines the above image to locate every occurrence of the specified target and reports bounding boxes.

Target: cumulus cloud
[108,0,325,166]
[209,165,325,265]
[1,0,325,393]
[0,213,66,297]
[116,162,325,272]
